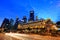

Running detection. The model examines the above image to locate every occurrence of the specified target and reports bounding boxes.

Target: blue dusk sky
[0,0,60,26]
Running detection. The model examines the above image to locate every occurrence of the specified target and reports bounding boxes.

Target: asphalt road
[0,33,60,40]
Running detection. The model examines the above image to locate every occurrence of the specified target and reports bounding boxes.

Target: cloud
[57,3,60,8]
[56,1,60,8]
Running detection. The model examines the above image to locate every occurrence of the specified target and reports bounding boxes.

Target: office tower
[36,16,38,21]
[14,17,19,31]
[29,10,34,21]
[1,18,10,30]
[22,16,27,23]
[10,18,14,26]
[9,18,14,30]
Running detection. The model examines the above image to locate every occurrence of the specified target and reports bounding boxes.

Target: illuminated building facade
[18,20,46,30]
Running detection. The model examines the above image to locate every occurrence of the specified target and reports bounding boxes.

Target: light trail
[5,33,32,40]
[6,32,59,40]
[5,33,29,37]
[5,33,23,40]
[3,33,60,40]
[5,33,44,40]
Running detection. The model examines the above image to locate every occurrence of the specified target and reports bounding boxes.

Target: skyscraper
[1,18,10,32]
[1,18,10,28]
[22,16,27,23]
[9,18,14,30]
[36,16,38,21]
[13,17,19,31]
[29,10,34,21]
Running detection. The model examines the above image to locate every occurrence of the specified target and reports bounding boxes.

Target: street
[0,33,60,40]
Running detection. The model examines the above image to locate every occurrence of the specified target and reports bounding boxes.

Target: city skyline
[0,0,60,26]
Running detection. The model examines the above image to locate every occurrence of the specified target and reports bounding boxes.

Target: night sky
[0,0,60,26]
